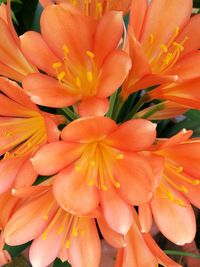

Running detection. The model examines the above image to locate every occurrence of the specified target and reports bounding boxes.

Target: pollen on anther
[75,165,81,172]
[58,71,66,82]
[87,71,93,82]
[86,50,94,58]
[52,62,62,69]
[63,45,70,54]
[116,154,124,160]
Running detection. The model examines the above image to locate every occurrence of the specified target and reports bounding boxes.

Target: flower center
[1,115,47,159]
[74,141,124,191]
[52,46,97,98]
[144,26,188,73]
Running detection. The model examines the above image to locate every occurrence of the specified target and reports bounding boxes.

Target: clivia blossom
[4,185,126,267]
[115,209,181,267]
[0,2,36,82]
[20,3,131,116]
[121,0,200,99]
[0,77,62,194]
[31,116,161,235]
[139,129,200,246]
[39,0,132,19]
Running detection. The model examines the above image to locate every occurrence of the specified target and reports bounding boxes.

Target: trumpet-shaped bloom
[39,0,131,19]
[31,116,161,234]
[0,2,36,82]
[21,3,131,116]
[0,77,62,194]
[115,210,181,267]
[4,185,125,267]
[121,0,200,98]
[139,130,199,245]
[147,77,200,109]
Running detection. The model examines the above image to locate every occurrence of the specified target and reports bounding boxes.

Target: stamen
[76,76,81,88]
[149,34,154,44]
[86,71,93,82]
[96,2,103,17]
[160,44,168,53]
[52,62,62,69]
[86,50,94,58]
[116,153,124,160]
[63,45,70,55]
[58,71,66,82]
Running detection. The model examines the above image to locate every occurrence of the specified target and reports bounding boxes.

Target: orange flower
[147,77,200,109]
[115,209,181,267]
[139,130,199,245]
[4,185,125,267]
[31,116,161,234]
[121,0,200,98]
[21,3,131,116]
[0,2,36,82]
[39,0,131,18]
[0,77,62,194]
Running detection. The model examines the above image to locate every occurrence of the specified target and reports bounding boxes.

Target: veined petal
[113,152,154,205]
[20,31,61,76]
[141,0,192,54]
[151,187,196,245]
[61,117,117,143]
[77,97,109,117]
[96,50,131,98]
[44,116,60,143]
[106,119,156,151]
[139,203,152,233]
[129,0,147,40]
[23,73,80,108]
[94,11,124,66]
[53,164,99,215]
[68,219,101,267]
[31,141,84,176]
[176,14,200,56]
[99,187,133,235]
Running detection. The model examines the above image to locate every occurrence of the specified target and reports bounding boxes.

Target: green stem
[164,250,200,259]
[112,96,125,121]
[123,95,147,121]
[106,91,118,118]
[61,107,79,121]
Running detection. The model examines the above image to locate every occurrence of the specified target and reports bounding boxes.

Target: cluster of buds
[0,0,199,266]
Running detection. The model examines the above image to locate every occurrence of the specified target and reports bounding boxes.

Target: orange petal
[61,117,117,143]
[151,187,196,245]
[141,0,192,54]
[53,165,99,215]
[99,187,133,234]
[176,14,200,56]
[113,152,154,205]
[107,119,156,151]
[29,219,63,267]
[20,31,60,76]
[23,73,80,108]
[68,219,101,267]
[94,11,124,66]
[96,50,131,98]
[167,51,200,80]
[31,141,84,175]
[97,216,126,248]
[40,4,93,64]
[39,0,53,7]
[77,97,109,117]
[139,203,152,233]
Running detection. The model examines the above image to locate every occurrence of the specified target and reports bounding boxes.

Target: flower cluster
[0,0,199,266]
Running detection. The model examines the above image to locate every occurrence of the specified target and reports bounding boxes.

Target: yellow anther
[87,179,95,186]
[163,53,173,65]
[176,199,185,207]
[115,181,121,188]
[149,34,154,44]
[66,240,70,248]
[72,228,78,236]
[42,232,47,240]
[63,45,70,54]
[86,50,94,58]
[4,132,13,137]
[181,186,188,194]
[175,26,179,37]
[89,161,95,166]
[75,165,81,172]
[52,62,62,69]
[102,185,108,191]
[160,44,168,53]
[43,215,48,220]
[116,154,124,160]
[193,179,200,185]
[75,76,81,88]
[58,227,64,234]
[87,71,93,82]
[173,42,184,51]
[58,71,66,82]
[3,152,10,159]
[97,2,103,15]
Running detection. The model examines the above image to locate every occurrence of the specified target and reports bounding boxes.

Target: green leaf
[4,242,31,258]
[53,258,71,267]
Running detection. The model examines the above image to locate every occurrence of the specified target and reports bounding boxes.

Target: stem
[135,102,164,119]
[106,91,118,118]
[61,107,79,121]
[112,96,125,121]
[123,95,147,121]
[164,250,200,259]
